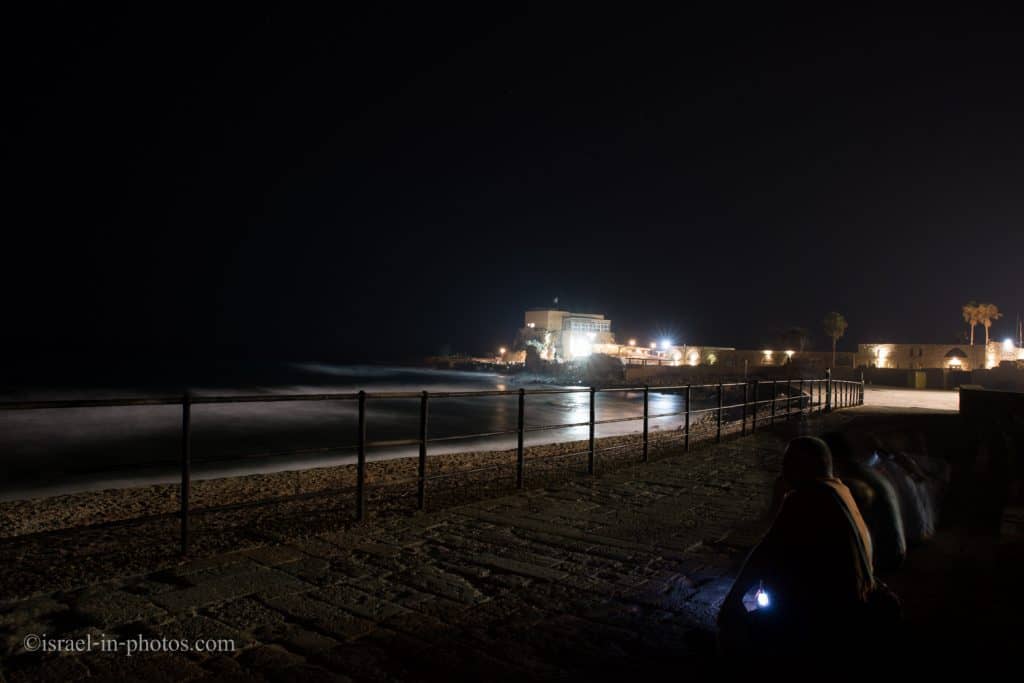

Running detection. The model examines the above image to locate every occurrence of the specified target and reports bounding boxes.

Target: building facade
[855,341,1023,371]
[521,309,614,361]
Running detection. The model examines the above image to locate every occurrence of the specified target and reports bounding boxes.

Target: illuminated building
[521,309,614,361]
[854,342,1021,371]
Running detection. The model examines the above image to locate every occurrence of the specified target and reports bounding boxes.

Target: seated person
[821,431,907,571]
[718,436,894,656]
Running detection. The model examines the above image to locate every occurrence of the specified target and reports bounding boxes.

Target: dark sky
[4,6,1024,365]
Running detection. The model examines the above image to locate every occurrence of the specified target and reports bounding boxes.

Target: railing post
[770,380,777,425]
[642,386,649,462]
[180,392,191,556]
[741,381,748,436]
[786,379,792,419]
[799,379,804,414]
[516,388,525,488]
[751,380,759,433]
[356,390,367,521]
[587,387,596,474]
[417,391,428,511]
[684,384,692,451]
[716,382,723,443]
[860,371,865,405]
[825,369,833,413]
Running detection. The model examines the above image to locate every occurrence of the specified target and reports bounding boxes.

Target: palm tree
[978,303,1003,345]
[962,301,980,346]
[822,312,848,368]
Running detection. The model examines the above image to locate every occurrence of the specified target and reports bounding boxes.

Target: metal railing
[0,370,864,553]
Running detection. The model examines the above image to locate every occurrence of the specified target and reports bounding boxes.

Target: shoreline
[0,413,720,539]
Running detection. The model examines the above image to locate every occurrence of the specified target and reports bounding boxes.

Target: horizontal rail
[1,372,864,554]
[0,380,828,411]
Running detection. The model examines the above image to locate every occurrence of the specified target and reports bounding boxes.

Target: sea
[0,362,699,500]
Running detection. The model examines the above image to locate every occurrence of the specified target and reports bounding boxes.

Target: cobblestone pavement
[0,423,813,681]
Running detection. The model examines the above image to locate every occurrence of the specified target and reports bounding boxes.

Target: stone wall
[856,342,991,371]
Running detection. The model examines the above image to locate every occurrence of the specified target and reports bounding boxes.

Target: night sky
[5,6,1024,369]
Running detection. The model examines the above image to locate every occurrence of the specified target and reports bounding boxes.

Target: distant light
[527,322,535,328]
[569,333,593,358]
[688,350,700,366]
[1004,338,1014,351]
[499,347,506,355]
[785,349,794,358]
[628,339,636,346]
[756,588,771,609]
[650,342,657,349]
[660,339,672,350]
[763,350,773,358]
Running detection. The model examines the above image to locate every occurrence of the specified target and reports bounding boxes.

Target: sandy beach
[0,413,725,539]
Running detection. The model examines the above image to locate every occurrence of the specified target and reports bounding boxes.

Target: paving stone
[314,639,406,681]
[390,565,488,606]
[275,558,335,586]
[262,594,376,641]
[464,553,570,582]
[205,597,287,632]
[6,655,91,683]
[152,613,249,651]
[151,570,312,612]
[268,623,338,656]
[0,596,67,628]
[82,651,208,683]
[235,644,306,672]
[73,588,166,628]
[242,545,307,567]
[262,664,353,683]
[168,552,253,577]
[195,654,255,683]
[314,584,408,622]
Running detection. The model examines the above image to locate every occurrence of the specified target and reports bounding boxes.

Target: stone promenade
[0,420,819,682]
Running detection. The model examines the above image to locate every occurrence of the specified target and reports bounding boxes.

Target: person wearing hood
[718,436,891,655]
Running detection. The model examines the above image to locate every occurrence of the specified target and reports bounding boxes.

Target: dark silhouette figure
[718,436,897,656]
